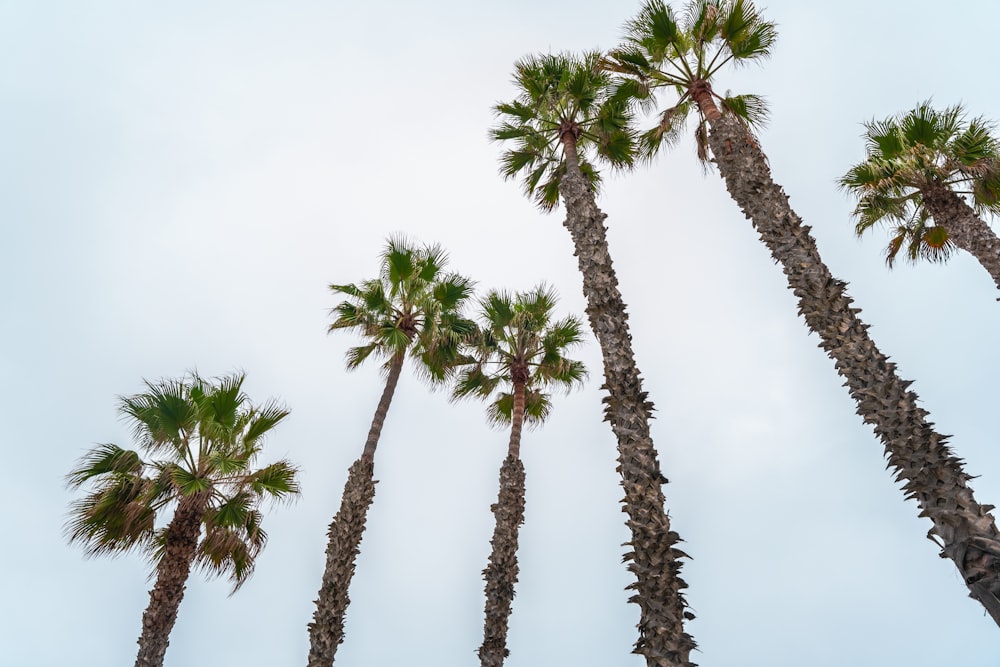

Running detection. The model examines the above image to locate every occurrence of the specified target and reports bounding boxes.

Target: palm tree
[65,372,300,667]
[453,285,586,667]
[839,101,1000,288]
[608,0,1000,625]
[492,52,697,666]
[308,235,474,667]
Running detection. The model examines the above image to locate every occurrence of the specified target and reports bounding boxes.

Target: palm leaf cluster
[66,373,299,589]
[605,0,772,162]
[840,101,1000,265]
[329,234,476,383]
[453,285,586,431]
[493,51,634,210]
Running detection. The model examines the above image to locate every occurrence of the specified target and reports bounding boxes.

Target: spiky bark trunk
[478,377,528,667]
[920,180,1000,292]
[559,136,696,667]
[134,493,207,667]
[706,109,1000,626]
[307,352,403,666]
[478,458,526,667]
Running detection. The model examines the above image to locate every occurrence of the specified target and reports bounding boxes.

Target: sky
[3,1,1000,665]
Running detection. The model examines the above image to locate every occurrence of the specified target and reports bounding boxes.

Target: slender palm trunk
[920,180,1000,292]
[705,107,1000,626]
[307,352,404,666]
[134,493,208,667]
[558,135,696,667]
[479,378,528,667]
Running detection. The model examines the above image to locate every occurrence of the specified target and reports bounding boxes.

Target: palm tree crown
[330,234,475,384]
[606,0,774,160]
[492,51,634,210]
[66,372,299,588]
[839,101,1000,266]
[453,285,586,434]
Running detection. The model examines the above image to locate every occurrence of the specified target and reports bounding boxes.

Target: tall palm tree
[308,235,474,667]
[492,52,698,666]
[839,101,1000,288]
[65,372,300,667]
[608,0,1000,625]
[453,285,586,667]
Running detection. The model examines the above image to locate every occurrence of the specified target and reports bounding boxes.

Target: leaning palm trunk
[559,137,696,667]
[706,109,1000,626]
[920,181,1000,292]
[307,352,403,666]
[134,493,208,667]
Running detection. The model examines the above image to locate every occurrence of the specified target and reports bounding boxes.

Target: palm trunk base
[307,458,377,667]
[479,455,526,667]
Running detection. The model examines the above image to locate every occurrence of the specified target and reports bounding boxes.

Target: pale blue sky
[3,1,1000,665]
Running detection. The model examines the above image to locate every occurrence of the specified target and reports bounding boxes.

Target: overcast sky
[3,1,1000,665]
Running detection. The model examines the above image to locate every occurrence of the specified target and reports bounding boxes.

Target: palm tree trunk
[307,352,404,666]
[134,493,207,667]
[559,136,696,667]
[920,181,1000,292]
[479,378,528,667]
[706,109,1000,626]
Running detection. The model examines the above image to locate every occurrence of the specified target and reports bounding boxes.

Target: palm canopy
[330,235,476,382]
[491,51,634,211]
[839,101,1000,266]
[66,372,299,591]
[605,0,774,161]
[453,285,587,427]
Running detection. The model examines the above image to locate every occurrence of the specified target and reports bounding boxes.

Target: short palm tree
[453,286,586,667]
[493,52,697,666]
[609,0,1000,625]
[839,101,1000,287]
[308,235,474,667]
[65,372,300,667]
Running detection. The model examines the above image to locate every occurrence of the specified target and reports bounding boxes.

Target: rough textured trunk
[559,137,696,667]
[707,109,1000,626]
[478,455,526,667]
[478,378,527,667]
[920,181,1000,292]
[307,352,402,666]
[134,493,207,667]
[307,458,377,667]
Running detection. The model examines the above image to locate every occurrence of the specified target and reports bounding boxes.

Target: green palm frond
[247,460,302,501]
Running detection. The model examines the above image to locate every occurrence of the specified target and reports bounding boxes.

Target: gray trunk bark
[559,137,696,667]
[478,454,526,667]
[707,109,1000,626]
[920,181,1000,292]
[134,493,207,667]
